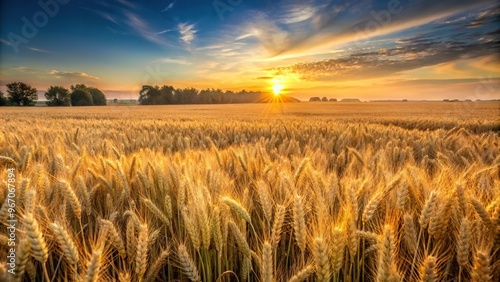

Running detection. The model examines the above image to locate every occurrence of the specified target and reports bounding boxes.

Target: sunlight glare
[272,81,283,96]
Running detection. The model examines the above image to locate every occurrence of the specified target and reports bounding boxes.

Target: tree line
[0,82,299,107]
[0,82,107,106]
[138,85,298,105]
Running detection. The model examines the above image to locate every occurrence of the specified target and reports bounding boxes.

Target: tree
[87,87,107,106]
[0,91,7,106]
[71,89,93,106]
[6,82,38,106]
[70,84,87,91]
[176,87,198,104]
[45,86,71,106]
[138,85,163,105]
[160,85,175,104]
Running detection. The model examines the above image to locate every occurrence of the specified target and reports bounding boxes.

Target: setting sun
[272,81,284,96]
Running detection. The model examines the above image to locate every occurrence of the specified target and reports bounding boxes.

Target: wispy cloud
[280,5,317,24]
[156,29,172,35]
[161,2,175,13]
[85,1,173,48]
[13,66,37,73]
[250,0,498,57]
[125,12,170,46]
[159,58,191,65]
[235,33,254,41]
[178,22,196,45]
[49,70,100,80]
[29,47,50,53]
[0,39,12,46]
[267,32,499,81]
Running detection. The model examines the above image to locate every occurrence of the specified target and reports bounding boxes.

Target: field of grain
[0,102,499,282]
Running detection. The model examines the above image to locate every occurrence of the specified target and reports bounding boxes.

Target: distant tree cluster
[138,85,298,105]
[0,82,106,106]
[309,96,337,102]
[69,84,107,106]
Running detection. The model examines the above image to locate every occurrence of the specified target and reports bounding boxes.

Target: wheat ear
[313,237,330,282]
[420,256,437,282]
[85,249,102,282]
[50,222,79,265]
[471,249,492,282]
[293,195,307,252]
[100,219,126,259]
[221,196,252,223]
[288,265,314,282]
[262,242,273,282]
[135,223,149,280]
[23,213,48,263]
[178,244,201,282]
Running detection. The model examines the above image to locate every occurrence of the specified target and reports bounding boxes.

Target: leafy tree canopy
[87,87,107,106]
[45,86,71,106]
[6,82,38,106]
[0,91,7,106]
[71,89,93,106]
[70,84,107,106]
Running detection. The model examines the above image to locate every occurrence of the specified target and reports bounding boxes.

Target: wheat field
[0,102,499,282]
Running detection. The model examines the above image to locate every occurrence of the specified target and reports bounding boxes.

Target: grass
[0,102,499,281]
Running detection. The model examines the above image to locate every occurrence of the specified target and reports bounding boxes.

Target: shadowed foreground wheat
[0,103,499,281]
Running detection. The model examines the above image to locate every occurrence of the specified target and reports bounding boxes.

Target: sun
[272,82,283,96]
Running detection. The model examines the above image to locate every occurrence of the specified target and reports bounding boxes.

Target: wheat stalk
[59,180,82,219]
[50,222,79,265]
[471,249,492,282]
[100,219,126,259]
[177,244,201,282]
[293,195,307,252]
[85,249,102,282]
[261,242,273,282]
[136,223,149,280]
[228,220,250,257]
[23,213,48,263]
[420,255,437,282]
[221,196,252,223]
[288,265,314,282]
[271,204,286,248]
[313,236,330,282]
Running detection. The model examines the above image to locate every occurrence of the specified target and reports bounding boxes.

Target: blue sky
[1,0,499,100]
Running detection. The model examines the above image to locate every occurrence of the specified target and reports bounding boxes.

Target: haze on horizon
[0,0,499,101]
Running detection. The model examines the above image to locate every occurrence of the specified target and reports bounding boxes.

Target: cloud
[49,70,100,80]
[235,33,255,41]
[156,29,172,35]
[251,0,497,57]
[125,12,171,46]
[267,32,499,81]
[28,47,50,53]
[0,39,12,46]
[13,66,38,73]
[196,45,224,50]
[159,58,191,65]
[161,2,175,13]
[280,5,318,24]
[178,22,196,45]
[465,5,500,28]
[85,1,173,48]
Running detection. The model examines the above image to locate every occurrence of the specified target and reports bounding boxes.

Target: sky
[0,0,499,100]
